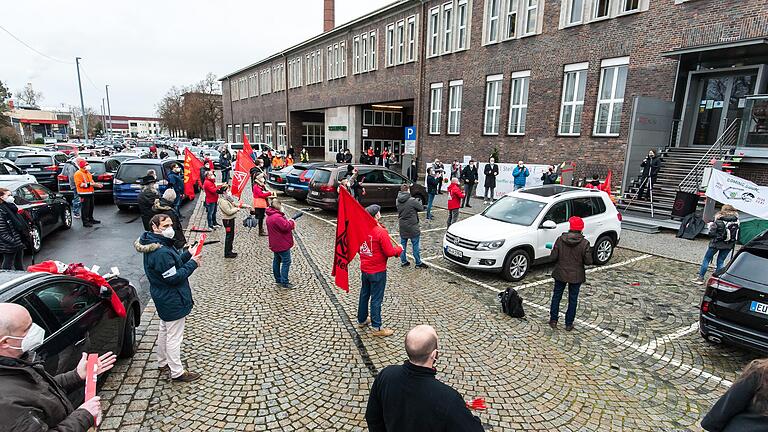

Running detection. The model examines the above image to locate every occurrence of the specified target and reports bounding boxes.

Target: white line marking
[285,204,335,227]
[637,322,700,353]
[422,227,447,233]
[421,255,442,261]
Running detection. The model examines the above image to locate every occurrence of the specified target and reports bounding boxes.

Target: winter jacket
[432,162,445,177]
[512,166,530,187]
[336,152,344,163]
[677,213,705,240]
[203,178,219,204]
[641,156,661,178]
[396,191,423,239]
[365,361,484,432]
[427,175,439,195]
[541,172,558,185]
[137,188,160,231]
[407,164,419,183]
[218,197,242,221]
[0,202,27,254]
[550,231,593,284]
[220,156,232,172]
[447,183,465,210]
[450,164,461,179]
[61,161,78,189]
[701,372,768,432]
[0,355,94,432]
[709,214,740,250]
[343,152,353,163]
[265,207,295,253]
[359,223,402,274]
[73,169,94,195]
[135,231,198,322]
[461,165,478,185]
[151,198,186,249]
[300,150,310,163]
[167,171,184,196]
[484,164,499,188]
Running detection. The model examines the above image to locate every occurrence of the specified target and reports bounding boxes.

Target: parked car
[0,180,72,253]
[226,142,275,159]
[188,147,221,168]
[267,166,294,191]
[54,143,79,155]
[442,186,621,282]
[700,231,768,354]
[307,164,428,210]
[285,163,326,201]
[13,151,69,191]
[0,158,36,183]
[111,152,143,163]
[0,146,41,162]
[58,157,121,198]
[113,159,180,210]
[0,270,140,400]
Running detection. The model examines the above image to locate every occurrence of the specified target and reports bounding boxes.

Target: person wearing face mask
[203,171,221,230]
[74,160,103,227]
[252,174,271,236]
[512,160,530,191]
[407,159,419,184]
[218,185,251,258]
[135,214,202,382]
[366,325,484,431]
[61,157,83,219]
[483,157,499,204]
[541,165,559,185]
[0,302,117,431]
[137,174,160,231]
[266,198,297,288]
[220,151,232,184]
[0,187,32,270]
[152,189,187,249]
[167,163,185,217]
[460,159,478,208]
[637,149,661,201]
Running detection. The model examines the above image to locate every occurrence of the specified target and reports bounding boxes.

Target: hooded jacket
[0,355,94,432]
[0,202,27,254]
[709,213,740,250]
[447,183,465,210]
[396,191,423,239]
[135,231,198,322]
[151,199,186,249]
[550,231,593,284]
[265,207,295,252]
[137,187,159,231]
[512,166,530,187]
[359,223,403,274]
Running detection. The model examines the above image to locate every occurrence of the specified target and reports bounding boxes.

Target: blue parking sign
[404,126,416,141]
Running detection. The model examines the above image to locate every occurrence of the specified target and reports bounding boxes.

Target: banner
[476,163,550,199]
[332,187,378,292]
[706,170,768,218]
[183,148,204,200]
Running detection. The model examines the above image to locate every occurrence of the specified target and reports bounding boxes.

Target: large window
[448,80,463,135]
[504,0,518,39]
[396,21,405,64]
[259,69,272,95]
[386,14,418,67]
[363,110,403,127]
[594,57,629,136]
[559,63,588,136]
[306,50,323,85]
[456,0,469,50]
[263,123,273,145]
[430,1,471,57]
[407,16,417,61]
[429,83,443,135]
[508,71,530,135]
[353,31,377,74]
[253,123,262,142]
[386,24,395,66]
[524,0,539,35]
[230,79,239,101]
[484,0,542,44]
[442,3,453,53]
[248,74,258,97]
[272,64,286,92]
[327,41,347,80]
[594,0,610,18]
[302,123,325,147]
[484,74,503,135]
[243,124,251,143]
[486,0,501,43]
[277,122,287,151]
[288,57,303,89]
[429,7,440,57]
[226,125,233,143]
[234,125,241,143]
[239,77,248,99]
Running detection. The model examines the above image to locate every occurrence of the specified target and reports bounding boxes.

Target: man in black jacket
[637,149,661,200]
[0,302,116,431]
[541,165,559,185]
[366,325,484,432]
[483,157,499,204]
[137,174,160,231]
[461,159,479,208]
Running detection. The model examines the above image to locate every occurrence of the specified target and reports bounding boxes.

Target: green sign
[328,125,347,131]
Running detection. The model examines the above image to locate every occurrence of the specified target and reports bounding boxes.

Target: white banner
[706,170,768,218]
[476,163,551,199]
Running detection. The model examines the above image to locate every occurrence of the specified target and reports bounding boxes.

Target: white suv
[442,186,622,281]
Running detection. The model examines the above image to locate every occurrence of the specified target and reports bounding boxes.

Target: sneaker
[415,263,429,269]
[73,214,81,219]
[565,325,575,332]
[371,328,394,337]
[281,282,295,289]
[357,317,371,328]
[548,320,557,329]
[401,261,411,267]
[693,276,705,284]
[91,220,102,224]
[172,371,201,383]
[224,253,238,259]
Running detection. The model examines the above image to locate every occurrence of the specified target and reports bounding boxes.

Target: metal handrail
[677,119,740,193]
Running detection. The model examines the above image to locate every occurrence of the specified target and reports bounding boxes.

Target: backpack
[720,221,740,243]
[498,288,525,318]
[242,215,258,230]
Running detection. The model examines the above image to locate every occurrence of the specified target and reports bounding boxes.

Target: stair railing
[677,119,740,194]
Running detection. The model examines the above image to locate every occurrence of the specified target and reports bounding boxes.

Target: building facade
[4,107,72,143]
[105,115,165,138]
[221,0,768,186]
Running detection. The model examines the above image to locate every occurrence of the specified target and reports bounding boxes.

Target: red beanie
[569,216,584,232]
[78,159,87,169]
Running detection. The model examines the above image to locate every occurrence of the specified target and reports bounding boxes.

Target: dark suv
[307,164,427,211]
[700,231,768,354]
[14,152,69,190]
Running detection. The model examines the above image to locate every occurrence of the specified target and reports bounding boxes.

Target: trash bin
[672,191,699,217]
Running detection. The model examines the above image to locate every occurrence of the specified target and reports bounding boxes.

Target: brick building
[221,0,768,193]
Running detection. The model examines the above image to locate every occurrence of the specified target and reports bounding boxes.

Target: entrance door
[691,72,757,146]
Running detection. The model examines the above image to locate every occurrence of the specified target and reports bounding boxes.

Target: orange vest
[74,169,95,194]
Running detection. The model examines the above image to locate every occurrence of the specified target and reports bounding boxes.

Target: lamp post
[75,57,88,144]
[105,85,113,138]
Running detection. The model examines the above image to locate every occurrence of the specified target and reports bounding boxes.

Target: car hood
[447,214,530,241]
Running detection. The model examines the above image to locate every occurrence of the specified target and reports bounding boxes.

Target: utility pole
[105,85,113,138]
[75,57,88,144]
[101,99,107,137]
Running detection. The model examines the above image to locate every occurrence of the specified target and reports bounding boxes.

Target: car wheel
[119,307,138,358]
[593,235,615,265]
[62,207,72,229]
[30,225,42,254]
[117,205,131,211]
[502,249,530,282]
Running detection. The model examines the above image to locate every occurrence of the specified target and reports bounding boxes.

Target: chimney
[323,0,335,32]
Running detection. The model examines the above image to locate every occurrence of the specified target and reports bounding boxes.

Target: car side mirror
[541,220,557,229]
[99,286,112,300]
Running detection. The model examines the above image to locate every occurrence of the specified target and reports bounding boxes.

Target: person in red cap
[73,160,103,227]
[548,216,593,331]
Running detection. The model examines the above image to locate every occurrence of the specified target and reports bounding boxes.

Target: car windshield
[727,249,768,285]
[230,144,243,150]
[87,162,107,175]
[481,196,546,226]
[313,169,332,185]
[15,156,52,165]
[117,164,159,183]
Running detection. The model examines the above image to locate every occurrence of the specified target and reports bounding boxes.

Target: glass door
[691,72,757,146]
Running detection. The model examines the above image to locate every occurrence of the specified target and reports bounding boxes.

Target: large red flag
[333,187,378,292]
[599,170,612,196]
[183,148,204,199]
[243,134,254,156]
[232,149,255,198]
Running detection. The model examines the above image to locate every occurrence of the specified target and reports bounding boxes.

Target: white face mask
[85,165,92,171]
[161,227,175,239]
[4,323,45,353]
[3,195,15,204]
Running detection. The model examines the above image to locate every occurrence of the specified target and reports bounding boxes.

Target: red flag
[183,148,204,200]
[232,149,255,198]
[243,134,254,156]
[332,187,378,292]
[599,170,612,196]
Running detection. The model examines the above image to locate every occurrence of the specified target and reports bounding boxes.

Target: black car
[13,152,69,190]
[0,270,140,400]
[0,146,41,162]
[700,231,768,353]
[58,157,121,198]
[0,181,72,253]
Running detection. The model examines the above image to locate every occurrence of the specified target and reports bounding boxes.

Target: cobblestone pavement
[96,192,760,431]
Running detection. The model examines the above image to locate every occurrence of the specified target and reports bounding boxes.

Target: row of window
[327,41,347,81]
[385,14,418,67]
[559,0,647,29]
[352,31,378,74]
[362,109,404,127]
[428,0,470,58]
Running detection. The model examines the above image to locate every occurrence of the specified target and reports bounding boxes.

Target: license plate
[445,246,463,258]
[26,168,40,172]
[131,184,141,189]
[310,191,319,196]
[287,187,295,192]
[750,301,768,315]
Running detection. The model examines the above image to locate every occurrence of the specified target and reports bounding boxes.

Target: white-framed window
[386,15,418,67]
[594,57,629,136]
[230,79,238,101]
[248,74,258,97]
[562,0,647,26]
[456,0,469,50]
[240,77,247,99]
[504,0,518,39]
[442,3,454,53]
[259,69,271,95]
[234,124,241,142]
[369,31,377,71]
[363,109,403,127]
[353,31,378,75]
[563,0,584,25]
[272,64,285,92]
[305,49,322,84]
[429,83,443,135]
[430,1,471,57]
[593,0,610,18]
[302,123,325,147]
[429,7,440,57]
[524,0,538,35]
[327,41,347,80]
[484,74,503,135]
[226,125,233,142]
[386,24,395,66]
[263,123,273,145]
[353,36,361,74]
[361,33,368,73]
[448,80,463,135]
[508,71,530,135]
[486,0,501,43]
[288,57,303,89]
[559,62,588,136]
[243,124,251,142]
[253,123,262,142]
[396,20,405,64]
[276,122,287,151]
[406,16,417,62]
[484,0,543,44]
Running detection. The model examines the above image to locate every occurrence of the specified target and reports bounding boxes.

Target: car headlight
[476,240,505,250]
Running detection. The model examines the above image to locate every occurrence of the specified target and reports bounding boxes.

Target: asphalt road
[25,196,198,307]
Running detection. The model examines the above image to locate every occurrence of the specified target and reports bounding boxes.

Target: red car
[54,144,80,155]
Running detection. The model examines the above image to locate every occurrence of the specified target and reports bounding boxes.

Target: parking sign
[404,126,416,154]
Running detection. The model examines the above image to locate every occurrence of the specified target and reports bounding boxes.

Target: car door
[536,200,570,259]
[357,169,385,205]
[382,169,408,205]
[569,197,604,246]
[30,184,62,233]
[15,184,45,231]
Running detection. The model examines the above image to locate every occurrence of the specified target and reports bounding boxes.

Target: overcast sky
[2,0,393,117]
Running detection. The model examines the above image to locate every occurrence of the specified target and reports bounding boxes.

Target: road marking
[421,255,443,261]
[637,322,700,353]
[285,204,335,227]
[422,227,447,233]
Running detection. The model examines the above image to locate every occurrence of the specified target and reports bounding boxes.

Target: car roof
[515,185,605,199]
[15,151,63,157]
[119,159,167,166]
[0,272,47,298]
[0,181,27,190]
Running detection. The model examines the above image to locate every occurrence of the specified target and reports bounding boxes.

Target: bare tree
[157,86,185,137]
[0,81,21,146]
[16,82,43,108]
[156,73,223,140]
[68,105,100,137]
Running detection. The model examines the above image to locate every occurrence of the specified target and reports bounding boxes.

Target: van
[113,159,182,210]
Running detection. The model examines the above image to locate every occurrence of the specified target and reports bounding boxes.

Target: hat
[78,160,87,169]
[138,175,157,186]
[569,216,584,232]
[365,204,381,218]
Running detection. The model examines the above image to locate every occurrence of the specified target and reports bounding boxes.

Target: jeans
[698,246,732,278]
[484,187,495,200]
[358,271,387,329]
[223,218,235,256]
[156,317,186,379]
[204,202,218,228]
[437,177,444,193]
[400,236,422,265]
[1,249,24,270]
[71,190,81,216]
[273,250,292,284]
[463,184,475,206]
[173,194,182,216]
[550,280,581,326]
[222,169,231,183]
[447,209,460,228]
[426,193,436,219]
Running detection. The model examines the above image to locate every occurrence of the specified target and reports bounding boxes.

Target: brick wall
[737,163,768,186]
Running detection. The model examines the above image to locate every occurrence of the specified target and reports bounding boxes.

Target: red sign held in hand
[194,233,207,257]
[85,353,98,400]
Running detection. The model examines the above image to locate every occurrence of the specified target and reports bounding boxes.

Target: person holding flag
[182,148,204,200]
[218,185,251,258]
